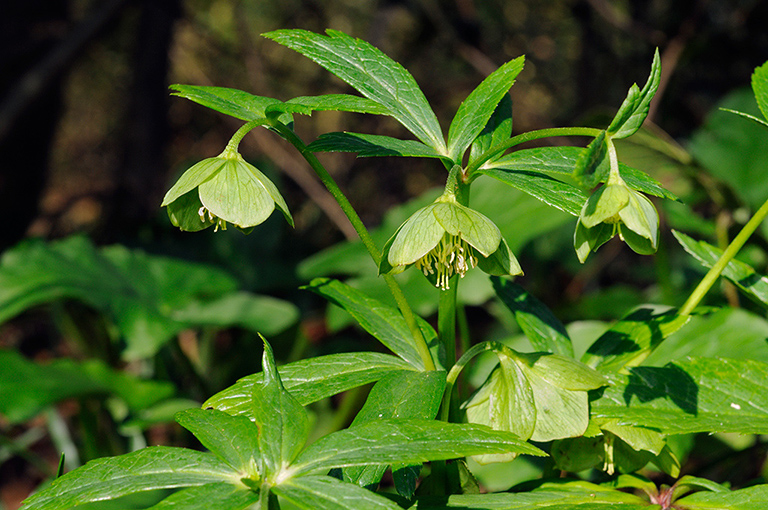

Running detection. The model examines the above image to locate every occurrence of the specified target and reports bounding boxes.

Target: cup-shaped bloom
[379,194,522,290]
[574,180,658,263]
[162,148,293,233]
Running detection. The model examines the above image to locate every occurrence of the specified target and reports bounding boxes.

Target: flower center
[199,206,228,232]
[415,234,477,290]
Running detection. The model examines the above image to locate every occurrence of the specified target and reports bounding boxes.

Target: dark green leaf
[252,340,309,475]
[468,94,513,168]
[412,480,649,509]
[673,230,768,308]
[0,349,173,423]
[753,61,768,120]
[581,307,690,373]
[676,484,768,510]
[291,419,544,475]
[274,475,401,510]
[172,292,299,337]
[492,278,574,356]
[264,29,446,152]
[170,84,280,121]
[203,352,415,417]
[343,371,446,488]
[304,278,437,369]
[608,49,661,139]
[447,56,524,162]
[274,94,390,115]
[490,146,679,201]
[591,357,768,434]
[19,447,237,510]
[688,89,768,209]
[174,409,260,473]
[573,131,608,189]
[147,483,258,510]
[477,167,585,216]
[307,132,445,159]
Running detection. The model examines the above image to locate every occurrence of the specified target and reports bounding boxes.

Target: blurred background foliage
[2,0,768,508]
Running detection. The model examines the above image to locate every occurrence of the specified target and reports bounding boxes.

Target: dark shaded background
[2,0,767,253]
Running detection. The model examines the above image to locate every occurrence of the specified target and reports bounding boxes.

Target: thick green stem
[438,277,458,369]
[270,121,435,370]
[680,196,768,315]
[465,127,603,177]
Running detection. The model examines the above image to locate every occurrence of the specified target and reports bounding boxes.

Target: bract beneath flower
[379,195,522,290]
[162,149,293,233]
[574,180,658,263]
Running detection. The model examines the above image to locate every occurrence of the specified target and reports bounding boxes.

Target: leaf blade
[264,29,446,153]
[447,57,524,162]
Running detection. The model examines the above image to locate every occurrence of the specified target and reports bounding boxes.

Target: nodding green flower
[162,146,293,233]
[574,177,658,263]
[379,192,522,290]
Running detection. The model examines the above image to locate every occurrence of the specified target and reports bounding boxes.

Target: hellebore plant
[22,29,768,510]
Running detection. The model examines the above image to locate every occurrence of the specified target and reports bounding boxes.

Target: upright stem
[680,196,768,315]
[270,121,435,370]
[438,277,458,370]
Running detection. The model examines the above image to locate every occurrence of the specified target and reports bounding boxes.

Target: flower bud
[574,179,659,262]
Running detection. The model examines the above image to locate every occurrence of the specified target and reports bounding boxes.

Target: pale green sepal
[574,221,614,263]
[242,160,294,227]
[477,237,522,276]
[518,353,607,391]
[386,204,444,266]
[618,191,657,243]
[580,184,629,228]
[431,202,501,257]
[619,226,657,255]
[162,157,227,206]
[167,190,215,232]
[199,160,277,230]
[463,354,536,446]
[522,367,589,442]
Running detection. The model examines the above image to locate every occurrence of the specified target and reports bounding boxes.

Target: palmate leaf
[342,371,446,491]
[477,167,585,216]
[447,56,524,162]
[252,339,309,476]
[753,60,768,121]
[290,419,544,476]
[172,85,388,122]
[489,146,679,201]
[174,409,260,473]
[264,29,446,153]
[145,483,258,510]
[676,484,768,510]
[607,49,661,140]
[581,306,690,373]
[19,447,238,510]
[274,475,401,510]
[0,236,298,361]
[304,278,438,369]
[412,480,649,509]
[0,349,173,424]
[203,352,415,417]
[591,357,768,434]
[307,132,446,159]
[673,230,768,308]
[468,94,513,168]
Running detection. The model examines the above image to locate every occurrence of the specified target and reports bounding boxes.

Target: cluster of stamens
[199,206,228,232]
[415,234,477,290]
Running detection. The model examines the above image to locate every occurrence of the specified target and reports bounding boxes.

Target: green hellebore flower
[462,351,606,464]
[379,194,522,290]
[162,147,293,233]
[574,179,659,263]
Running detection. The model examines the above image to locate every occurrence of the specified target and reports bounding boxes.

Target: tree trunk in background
[0,1,69,250]
[108,0,181,240]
